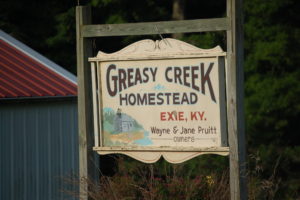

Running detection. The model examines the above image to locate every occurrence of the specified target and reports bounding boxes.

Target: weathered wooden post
[227,0,247,199]
[76,6,98,200]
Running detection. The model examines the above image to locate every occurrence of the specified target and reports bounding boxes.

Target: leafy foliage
[0,0,76,73]
[244,0,300,198]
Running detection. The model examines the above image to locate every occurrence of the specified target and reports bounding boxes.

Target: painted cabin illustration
[114,109,134,133]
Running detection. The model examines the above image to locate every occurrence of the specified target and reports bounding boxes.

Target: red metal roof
[0,33,77,98]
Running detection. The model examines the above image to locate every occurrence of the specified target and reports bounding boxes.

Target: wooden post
[227,0,247,199]
[76,6,98,199]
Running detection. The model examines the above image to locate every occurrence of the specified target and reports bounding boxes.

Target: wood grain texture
[218,57,228,147]
[226,0,247,199]
[76,6,96,200]
[91,62,99,147]
[82,18,230,37]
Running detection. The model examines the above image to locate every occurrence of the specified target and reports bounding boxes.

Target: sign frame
[76,0,247,197]
[89,38,229,163]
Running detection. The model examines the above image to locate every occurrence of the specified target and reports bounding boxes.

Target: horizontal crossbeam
[82,17,229,37]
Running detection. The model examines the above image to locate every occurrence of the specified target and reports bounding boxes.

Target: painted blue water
[134,131,153,146]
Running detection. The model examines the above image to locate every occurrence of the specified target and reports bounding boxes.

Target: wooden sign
[89,38,229,163]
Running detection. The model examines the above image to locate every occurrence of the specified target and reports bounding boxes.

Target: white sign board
[89,38,228,163]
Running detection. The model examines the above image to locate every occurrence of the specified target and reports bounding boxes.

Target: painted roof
[0,30,77,98]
